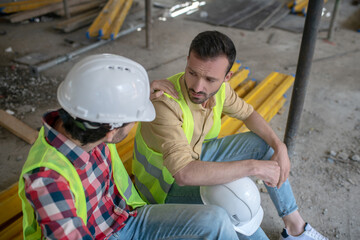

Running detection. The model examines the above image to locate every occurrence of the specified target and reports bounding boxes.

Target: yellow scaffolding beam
[87,0,123,38]
[229,67,250,90]
[219,72,294,137]
[229,59,242,73]
[101,0,132,40]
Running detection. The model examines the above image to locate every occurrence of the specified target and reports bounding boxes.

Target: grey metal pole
[146,0,152,49]
[327,0,341,41]
[31,24,145,74]
[284,0,324,157]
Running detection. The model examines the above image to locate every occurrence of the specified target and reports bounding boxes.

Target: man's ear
[224,71,233,82]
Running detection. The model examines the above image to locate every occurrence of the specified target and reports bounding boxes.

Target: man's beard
[185,79,219,104]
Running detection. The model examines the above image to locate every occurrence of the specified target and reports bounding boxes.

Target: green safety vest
[18,127,146,240]
[133,72,226,204]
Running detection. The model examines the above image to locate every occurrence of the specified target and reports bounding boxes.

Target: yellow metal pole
[229,67,250,90]
[102,0,133,40]
[235,79,256,98]
[87,0,119,38]
[98,0,125,37]
[229,60,242,73]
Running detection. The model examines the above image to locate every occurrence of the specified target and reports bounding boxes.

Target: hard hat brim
[141,100,156,122]
[233,206,264,236]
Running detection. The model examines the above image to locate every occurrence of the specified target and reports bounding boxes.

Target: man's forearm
[244,110,290,187]
[173,159,280,187]
[174,160,257,186]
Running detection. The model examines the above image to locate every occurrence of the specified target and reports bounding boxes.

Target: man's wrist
[272,140,287,152]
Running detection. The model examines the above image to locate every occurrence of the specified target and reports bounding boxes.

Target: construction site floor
[0,0,359,239]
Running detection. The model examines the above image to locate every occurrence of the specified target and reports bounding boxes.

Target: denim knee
[262,146,274,160]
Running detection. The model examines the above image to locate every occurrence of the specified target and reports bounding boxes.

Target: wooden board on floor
[0,110,38,144]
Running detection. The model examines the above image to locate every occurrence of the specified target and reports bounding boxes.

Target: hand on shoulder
[150,79,178,100]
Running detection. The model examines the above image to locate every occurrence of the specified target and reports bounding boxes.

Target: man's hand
[253,160,281,188]
[271,143,290,188]
[150,79,178,100]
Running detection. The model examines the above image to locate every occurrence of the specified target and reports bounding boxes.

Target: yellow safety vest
[133,72,226,204]
[18,127,146,240]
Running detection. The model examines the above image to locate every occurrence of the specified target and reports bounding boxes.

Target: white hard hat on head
[57,54,155,129]
[200,177,264,236]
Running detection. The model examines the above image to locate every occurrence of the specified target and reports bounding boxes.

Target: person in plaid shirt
[18,54,239,240]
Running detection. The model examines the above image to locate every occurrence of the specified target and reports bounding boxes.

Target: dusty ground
[0,0,359,239]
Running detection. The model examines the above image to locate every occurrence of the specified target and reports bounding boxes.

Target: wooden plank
[0,0,57,7]
[0,0,62,14]
[8,0,92,23]
[54,9,99,32]
[0,110,38,144]
[54,0,105,16]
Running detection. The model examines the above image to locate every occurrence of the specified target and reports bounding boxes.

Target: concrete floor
[0,0,359,239]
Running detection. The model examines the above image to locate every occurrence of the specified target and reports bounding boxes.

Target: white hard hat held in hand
[57,54,155,129]
[200,177,264,236]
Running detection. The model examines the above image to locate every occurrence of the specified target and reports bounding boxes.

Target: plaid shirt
[23,110,137,240]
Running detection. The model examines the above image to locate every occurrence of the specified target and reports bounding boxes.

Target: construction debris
[0,65,60,118]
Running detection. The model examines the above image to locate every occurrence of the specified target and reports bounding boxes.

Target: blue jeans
[109,204,239,240]
[165,132,299,240]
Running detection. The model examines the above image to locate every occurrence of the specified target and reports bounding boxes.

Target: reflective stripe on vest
[18,127,146,239]
[133,72,226,204]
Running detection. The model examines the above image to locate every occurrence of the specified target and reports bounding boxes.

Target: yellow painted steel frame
[235,79,256,98]
[229,60,242,73]
[237,96,287,133]
[293,0,308,13]
[102,0,133,40]
[229,67,250,90]
[98,0,125,37]
[0,183,23,240]
[219,72,294,137]
[87,0,123,38]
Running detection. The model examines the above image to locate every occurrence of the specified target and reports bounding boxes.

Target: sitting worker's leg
[109,204,239,240]
[201,132,327,240]
[237,228,269,240]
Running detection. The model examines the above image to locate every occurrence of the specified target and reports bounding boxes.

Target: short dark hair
[189,31,236,74]
[59,109,127,145]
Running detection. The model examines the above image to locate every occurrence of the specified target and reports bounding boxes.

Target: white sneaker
[280,223,328,240]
